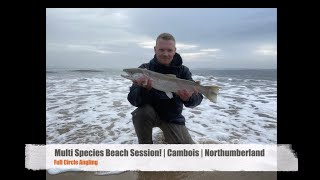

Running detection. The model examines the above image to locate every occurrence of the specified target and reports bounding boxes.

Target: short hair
[156,33,176,44]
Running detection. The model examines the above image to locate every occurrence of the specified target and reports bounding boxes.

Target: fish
[121,68,220,103]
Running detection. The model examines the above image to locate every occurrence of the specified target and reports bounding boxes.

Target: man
[127,33,203,144]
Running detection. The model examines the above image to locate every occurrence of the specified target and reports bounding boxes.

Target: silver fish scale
[151,77,196,93]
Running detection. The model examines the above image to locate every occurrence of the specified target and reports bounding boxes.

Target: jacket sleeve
[127,64,154,107]
[127,85,155,107]
[181,66,203,108]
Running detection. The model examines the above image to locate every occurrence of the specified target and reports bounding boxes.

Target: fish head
[123,68,144,74]
[121,68,146,80]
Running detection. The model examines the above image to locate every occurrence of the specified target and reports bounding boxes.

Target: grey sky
[46,8,277,69]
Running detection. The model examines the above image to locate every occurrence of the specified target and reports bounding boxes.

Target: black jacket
[127,53,203,125]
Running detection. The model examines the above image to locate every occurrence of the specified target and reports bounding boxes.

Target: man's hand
[176,88,198,102]
[132,76,153,91]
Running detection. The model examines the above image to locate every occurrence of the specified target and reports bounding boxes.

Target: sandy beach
[46,171,276,180]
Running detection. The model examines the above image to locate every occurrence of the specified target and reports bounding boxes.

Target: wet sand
[46,171,276,180]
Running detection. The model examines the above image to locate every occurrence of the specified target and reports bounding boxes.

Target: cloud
[47,43,118,54]
[182,52,208,57]
[137,41,198,50]
[181,47,222,61]
[176,43,198,50]
[181,52,223,61]
[255,45,277,56]
[47,8,130,29]
[47,8,277,69]
[138,41,155,49]
[200,48,221,52]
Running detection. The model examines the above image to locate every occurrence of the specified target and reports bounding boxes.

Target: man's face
[154,39,176,66]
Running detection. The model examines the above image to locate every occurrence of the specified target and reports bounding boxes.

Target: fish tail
[202,85,220,103]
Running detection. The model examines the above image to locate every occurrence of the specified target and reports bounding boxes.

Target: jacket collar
[150,53,183,68]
